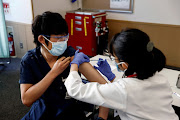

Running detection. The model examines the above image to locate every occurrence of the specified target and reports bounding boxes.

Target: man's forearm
[21,70,57,107]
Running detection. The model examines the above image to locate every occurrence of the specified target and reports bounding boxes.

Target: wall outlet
[20,42,23,49]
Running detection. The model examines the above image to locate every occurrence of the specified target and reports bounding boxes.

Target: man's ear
[38,35,45,44]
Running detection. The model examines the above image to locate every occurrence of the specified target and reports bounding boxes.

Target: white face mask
[42,36,67,56]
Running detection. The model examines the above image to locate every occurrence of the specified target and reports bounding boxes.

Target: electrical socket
[20,42,23,49]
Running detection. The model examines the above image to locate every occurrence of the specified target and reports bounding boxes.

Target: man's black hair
[32,11,68,47]
[109,28,166,80]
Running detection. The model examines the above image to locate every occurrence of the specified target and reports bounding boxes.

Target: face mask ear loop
[42,36,52,51]
[42,36,52,52]
[117,62,128,71]
[43,36,52,44]
[42,43,51,52]
[123,62,128,72]
[123,62,128,69]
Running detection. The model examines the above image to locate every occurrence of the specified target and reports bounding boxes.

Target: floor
[0,58,29,120]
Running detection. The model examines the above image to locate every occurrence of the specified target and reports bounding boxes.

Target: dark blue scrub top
[19,46,77,120]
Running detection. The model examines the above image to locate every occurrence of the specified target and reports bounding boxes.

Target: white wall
[107,0,180,25]
[2,0,180,25]
[2,0,33,24]
[32,0,80,18]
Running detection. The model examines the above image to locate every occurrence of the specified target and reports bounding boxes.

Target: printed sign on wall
[110,0,130,10]
[3,2,10,15]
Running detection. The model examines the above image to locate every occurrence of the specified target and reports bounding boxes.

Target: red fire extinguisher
[8,32,15,56]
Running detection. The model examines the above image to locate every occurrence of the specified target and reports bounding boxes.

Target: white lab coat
[65,71,179,120]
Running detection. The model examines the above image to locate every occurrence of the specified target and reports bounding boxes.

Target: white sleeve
[65,71,127,111]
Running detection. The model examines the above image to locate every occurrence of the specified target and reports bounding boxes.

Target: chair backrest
[0,58,11,64]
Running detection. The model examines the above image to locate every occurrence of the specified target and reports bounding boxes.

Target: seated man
[20,11,109,120]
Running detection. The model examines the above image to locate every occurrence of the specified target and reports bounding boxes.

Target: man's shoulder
[64,46,76,57]
[21,48,38,63]
[67,46,75,52]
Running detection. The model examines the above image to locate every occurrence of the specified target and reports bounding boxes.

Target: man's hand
[51,57,71,77]
[70,56,74,62]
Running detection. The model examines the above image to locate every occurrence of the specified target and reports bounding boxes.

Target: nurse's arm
[65,64,126,110]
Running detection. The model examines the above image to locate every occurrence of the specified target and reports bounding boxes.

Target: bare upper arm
[79,62,107,84]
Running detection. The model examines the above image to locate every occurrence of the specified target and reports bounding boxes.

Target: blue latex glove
[71,50,90,67]
[94,58,115,81]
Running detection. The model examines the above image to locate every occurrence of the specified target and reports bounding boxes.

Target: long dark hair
[109,28,166,80]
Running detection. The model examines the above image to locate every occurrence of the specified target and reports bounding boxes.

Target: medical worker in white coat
[65,28,179,120]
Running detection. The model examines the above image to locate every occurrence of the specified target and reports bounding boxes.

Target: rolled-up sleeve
[65,71,127,111]
[19,59,35,84]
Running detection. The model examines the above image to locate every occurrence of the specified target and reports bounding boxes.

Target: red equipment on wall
[8,32,15,56]
[65,10,107,56]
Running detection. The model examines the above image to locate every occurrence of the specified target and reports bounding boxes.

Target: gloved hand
[70,50,90,67]
[94,58,115,81]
